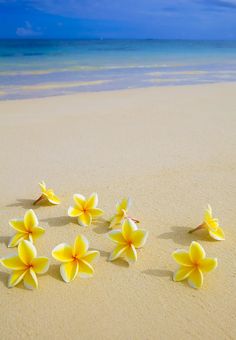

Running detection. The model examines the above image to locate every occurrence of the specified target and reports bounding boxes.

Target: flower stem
[33,195,44,205]
[130,217,140,223]
[123,210,140,224]
[188,223,205,234]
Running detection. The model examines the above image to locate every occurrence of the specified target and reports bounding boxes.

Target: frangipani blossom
[52,235,100,283]
[189,205,225,240]
[8,209,45,247]
[108,219,148,264]
[109,198,139,229]
[33,181,60,205]
[68,193,104,227]
[1,240,49,289]
[172,241,218,289]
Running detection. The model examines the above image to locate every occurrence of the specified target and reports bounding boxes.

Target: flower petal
[8,270,26,288]
[131,229,148,248]
[73,194,86,209]
[9,219,26,232]
[209,227,225,241]
[122,219,137,241]
[189,241,205,263]
[78,212,92,227]
[81,250,100,264]
[47,194,60,205]
[52,243,73,262]
[24,269,38,289]
[8,233,28,248]
[188,268,203,289]
[73,235,89,258]
[89,208,104,218]
[116,198,131,214]
[78,260,94,278]
[199,258,218,272]
[108,230,126,244]
[85,192,98,209]
[206,219,218,231]
[173,266,193,281]
[32,257,49,274]
[31,226,45,241]
[204,205,218,231]
[1,255,25,270]
[24,209,38,231]
[60,261,78,283]
[18,240,37,265]
[204,204,212,220]
[172,250,193,267]
[109,215,123,229]
[68,206,82,217]
[39,181,47,192]
[109,245,128,261]
[125,244,137,263]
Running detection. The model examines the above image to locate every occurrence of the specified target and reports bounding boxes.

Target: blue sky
[1,0,236,39]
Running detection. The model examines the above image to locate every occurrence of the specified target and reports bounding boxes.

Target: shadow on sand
[0,271,8,287]
[47,264,63,282]
[41,216,73,227]
[158,225,214,246]
[6,198,52,210]
[92,218,110,234]
[142,269,172,279]
[0,236,10,247]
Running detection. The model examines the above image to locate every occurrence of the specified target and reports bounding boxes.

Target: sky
[0,0,236,40]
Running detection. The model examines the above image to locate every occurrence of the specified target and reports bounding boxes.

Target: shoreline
[0,80,236,103]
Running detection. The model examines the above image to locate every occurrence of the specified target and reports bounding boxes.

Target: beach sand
[0,83,235,339]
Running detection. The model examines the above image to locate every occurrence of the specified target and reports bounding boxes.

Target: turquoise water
[1,39,236,100]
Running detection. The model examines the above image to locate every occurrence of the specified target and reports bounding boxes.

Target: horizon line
[1,38,236,42]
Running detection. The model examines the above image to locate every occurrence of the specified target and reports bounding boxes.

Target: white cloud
[16,21,42,37]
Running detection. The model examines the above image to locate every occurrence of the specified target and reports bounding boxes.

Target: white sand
[0,83,236,339]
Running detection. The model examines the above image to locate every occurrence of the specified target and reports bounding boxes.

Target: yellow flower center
[192,261,200,269]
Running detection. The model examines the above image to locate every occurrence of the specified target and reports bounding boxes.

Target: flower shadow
[93,218,110,234]
[91,248,109,259]
[6,198,36,209]
[142,269,172,279]
[158,226,213,246]
[91,248,128,267]
[47,264,62,282]
[0,236,10,247]
[41,216,73,227]
[0,271,8,287]
[109,258,129,268]
[6,198,51,210]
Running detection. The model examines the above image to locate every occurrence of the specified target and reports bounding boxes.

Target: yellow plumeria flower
[189,204,225,240]
[68,192,104,227]
[108,219,148,264]
[172,241,218,289]
[52,235,100,283]
[109,198,140,229]
[8,209,45,248]
[33,181,60,205]
[1,240,49,289]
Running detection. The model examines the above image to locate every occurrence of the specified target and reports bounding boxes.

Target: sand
[0,83,236,340]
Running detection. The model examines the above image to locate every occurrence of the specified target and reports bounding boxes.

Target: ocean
[1,39,236,100]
